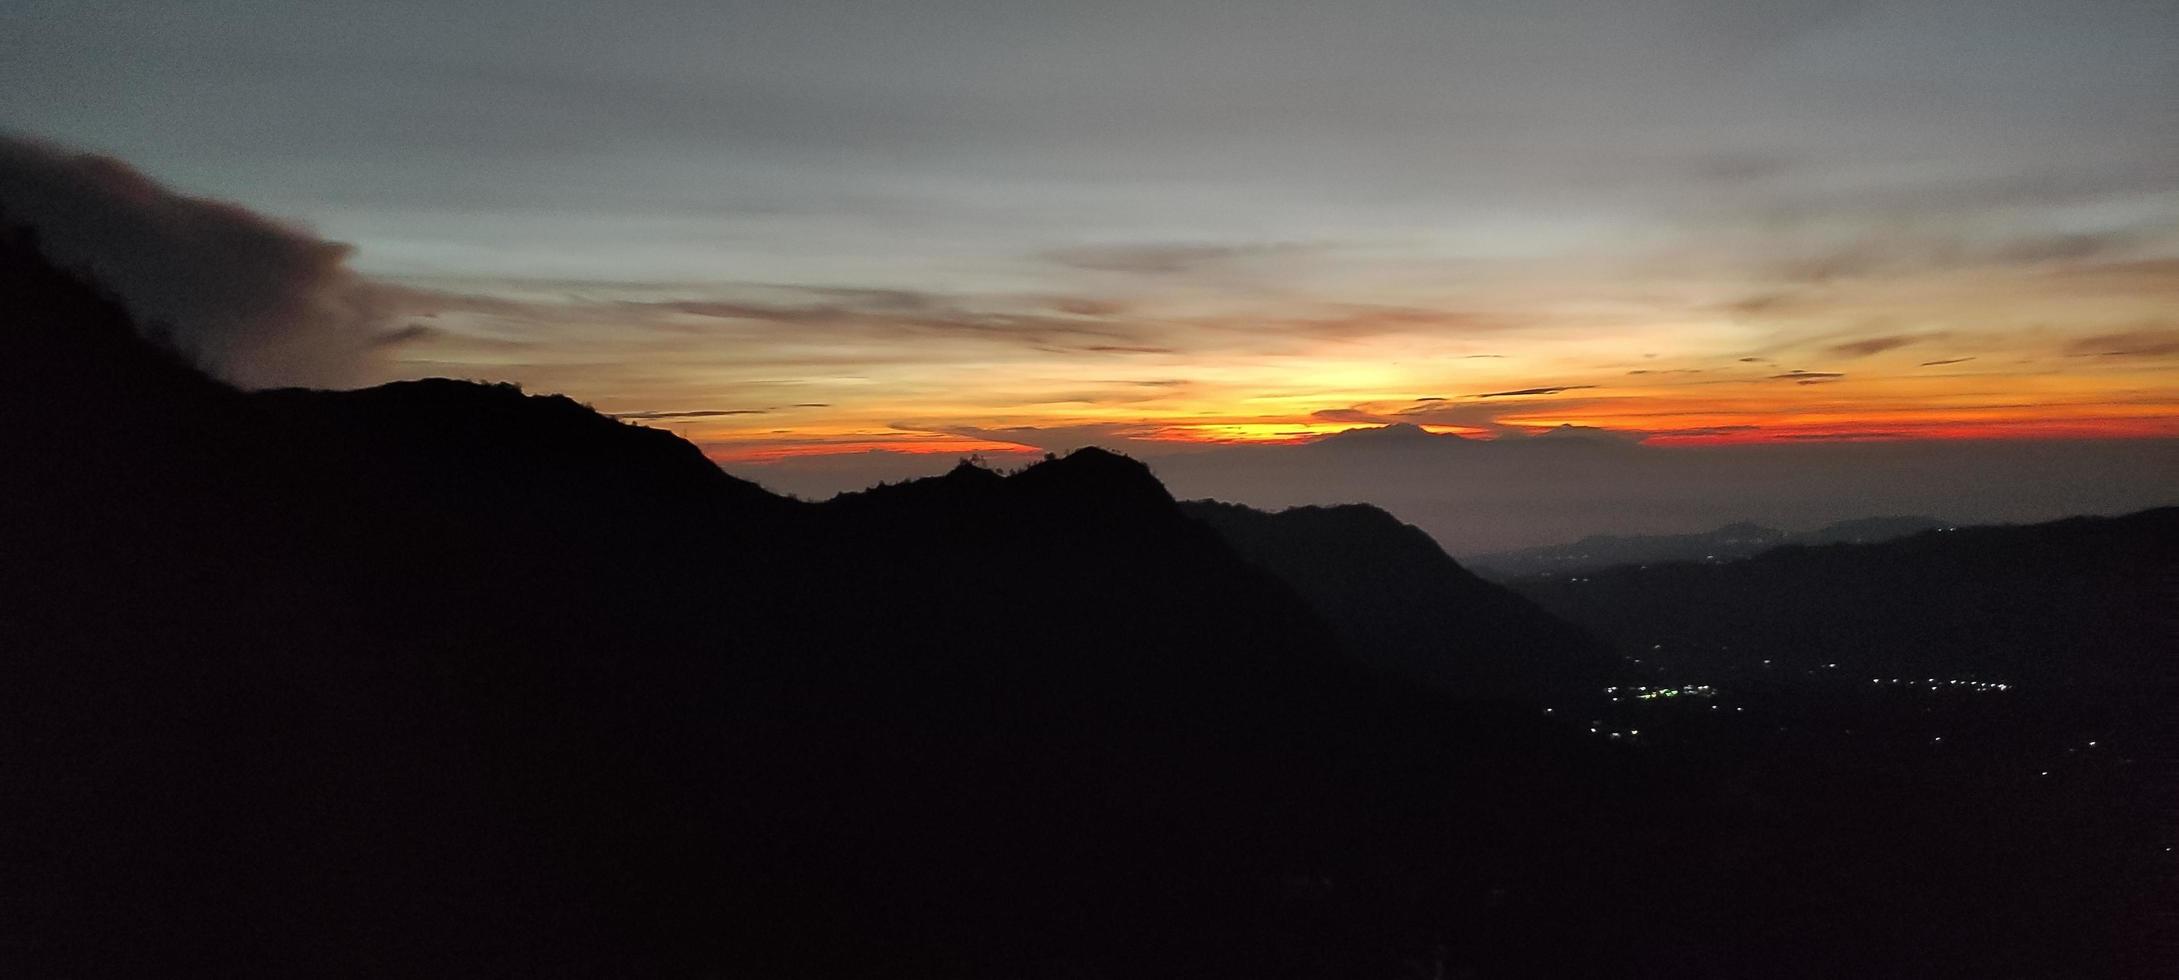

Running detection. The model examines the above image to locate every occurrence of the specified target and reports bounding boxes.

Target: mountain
[1302,420,1465,449]
[1510,511,2179,687]
[1182,500,1615,702]
[1792,514,1953,546]
[0,223,1701,978]
[1467,515,1952,579]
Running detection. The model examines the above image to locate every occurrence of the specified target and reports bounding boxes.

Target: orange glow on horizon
[683,413,2178,465]
[589,279,2179,467]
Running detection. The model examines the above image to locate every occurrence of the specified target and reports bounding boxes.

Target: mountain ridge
[1,222,1691,978]
[1182,500,1615,701]
[1468,514,1955,579]
[1511,507,2179,686]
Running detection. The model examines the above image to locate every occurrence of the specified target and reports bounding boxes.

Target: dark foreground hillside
[1512,513,2179,977]
[0,224,1708,977]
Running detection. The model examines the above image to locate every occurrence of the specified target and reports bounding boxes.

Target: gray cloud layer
[6,0,2169,285]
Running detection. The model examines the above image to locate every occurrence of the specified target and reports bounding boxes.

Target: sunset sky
[5,0,2175,481]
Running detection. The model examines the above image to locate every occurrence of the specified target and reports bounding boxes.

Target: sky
[3,0,2175,547]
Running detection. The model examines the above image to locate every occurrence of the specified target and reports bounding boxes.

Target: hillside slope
[0,224,1693,979]
[1183,500,1616,702]
[1511,512,2179,687]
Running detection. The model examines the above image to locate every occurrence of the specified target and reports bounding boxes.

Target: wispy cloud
[1475,385,1599,398]
[612,409,769,420]
[1760,228,2155,286]
[2066,328,2179,358]
[1828,335,1925,358]
[1769,370,1844,384]
[924,421,1187,455]
[1310,408,1391,424]
[1042,242,1315,275]
[1079,344,1176,354]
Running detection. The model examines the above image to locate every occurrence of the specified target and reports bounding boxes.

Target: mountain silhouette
[1303,420,1463,448]
[13,211,2179,978]
[1512,510,2179,686]
[1468,515,1953,579]
[0,222,1703,978]
[1182,500,1616,701]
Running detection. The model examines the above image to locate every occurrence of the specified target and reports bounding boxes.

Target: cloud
[1047,297,1129,317]
[926,421,1188,455]
[1646,425,1763,438]
[371,322,443,347]
[1372,394,1621,434]
[1042,242,1312,275]
[1986,231,2146,265]
[2066,328,2179,358]
[1475,385,1599,398]
[2044,260,2179,297]
[1919,357,1976,367]
[1770,229,2152,285]
[625,291,1145,349]
[1297,395,1622,436]
[1828,335,1924,358]
[612,409,769,420]
[1768,370,1844,383]
[1692,151,1795,184]
[1311,408,1393,424]
[1725,291,1803,317]
[0,134,400,389]
[1268,306,1514,340]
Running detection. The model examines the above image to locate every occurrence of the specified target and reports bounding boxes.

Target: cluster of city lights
[1602,683,1719,703]
[1633,685,1715,701]
[1871,677,2010,692]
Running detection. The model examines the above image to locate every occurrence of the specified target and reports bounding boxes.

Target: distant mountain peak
[1312,422,1463,447]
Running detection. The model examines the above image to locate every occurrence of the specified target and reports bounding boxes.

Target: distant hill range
[1466,515,1954,579]
[1511,509,2179,687]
